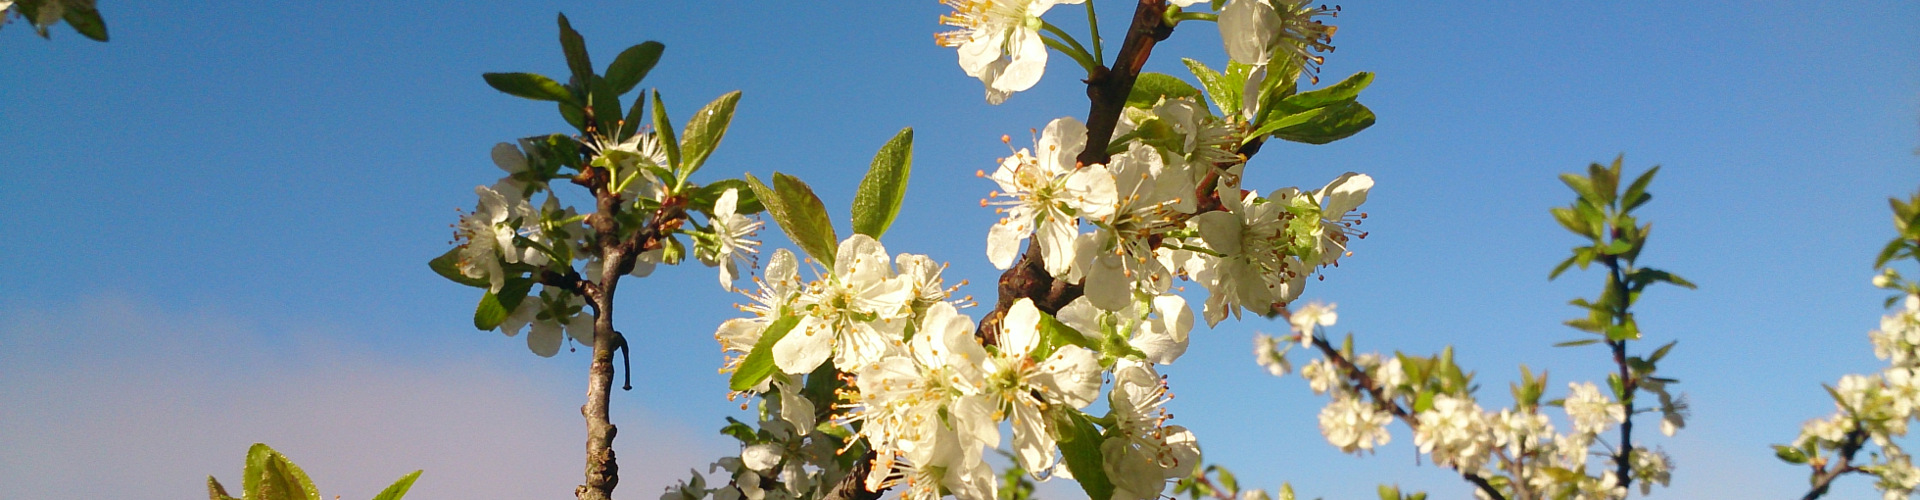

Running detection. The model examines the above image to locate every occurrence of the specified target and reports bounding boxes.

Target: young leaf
[1553,338,1601,347]
[1772,444,1809,464]
[62,6,109,42]
[650,91,683,171]
[371,470,423,500]
[679,91,744,179]
[473,279,533,330]
[1277,71,1373,113]
[556,14,594,88]
[429,248,491,288]
[772,173,841,266]
[587,76,622,136]
[695,179,766,215]
[482,73,575,103]
[850,128,914,238]
[1266,100,1375,145]
[1057,410,1116,500]
[1126,72,1202,109]
[207,476,240,500]
[605,41,665,95]
[255,446,321,500]
[728,315,802,391]
[1183,58,1239,117]
[558,101,587,133]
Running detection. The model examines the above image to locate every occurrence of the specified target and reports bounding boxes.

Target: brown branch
[1802,426,1870,500]
[1309,336,1507,500]
[977,0,1174,342]
[1602,257,1637,491]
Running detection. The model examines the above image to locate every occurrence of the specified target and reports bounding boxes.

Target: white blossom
[1318,396,1391,454]
[936,0,1086,104]
[772,235,912,374]
[1564,382,1626,436]
[1413,395,1494,474]
[985,118,1115,277]
[699,188,764,292]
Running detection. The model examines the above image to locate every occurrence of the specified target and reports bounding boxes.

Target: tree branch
[1802,425,1870,500]
[1310,336,1507,500]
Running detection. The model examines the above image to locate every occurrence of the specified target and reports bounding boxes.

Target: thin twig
[1802,426,1869,500]
[1309,336,1508,500]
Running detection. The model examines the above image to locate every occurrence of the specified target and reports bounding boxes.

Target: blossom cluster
[1788,294,1920,498]
[448,132,763,357]
[1255,305,1678,499]
[986,114,1372,327]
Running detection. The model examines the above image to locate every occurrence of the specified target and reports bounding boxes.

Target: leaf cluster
[207,443,419,500]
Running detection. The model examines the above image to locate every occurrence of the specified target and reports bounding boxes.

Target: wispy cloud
[0,295,729,499]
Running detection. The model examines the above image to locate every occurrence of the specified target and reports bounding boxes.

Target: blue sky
[2,1,1916,498]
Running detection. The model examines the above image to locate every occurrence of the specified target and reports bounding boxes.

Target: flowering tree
[1778,191,1920,499]
[1245,158,1691,500]
[430,3,1713,500]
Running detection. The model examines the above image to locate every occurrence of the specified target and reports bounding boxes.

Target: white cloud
[0,295,729,499]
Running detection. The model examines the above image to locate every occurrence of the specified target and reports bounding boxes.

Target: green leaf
[587,76,622,136]
[1622,166,1659,212]
[678,91,744,179]
[1648,340,1678,362]
[473,278,533,331]
[62,6,109,42]
[720,417,757,443]
[1551,207,1598,239]
[1548,255,1578,281]
[1553,339,1601,347]
[728,315,801,391]
[850,128,914,238]
[1127,72,1202,109]
[1183,58,1239,117]
[1560,173,1604,207]
[1773,444,1809,464]
[650,91,683,171]
[769,172,841,266]
[207,476,239,500]
[694,179,766,215]
[605,41,665,95]
[1034,310,1099,361]
[1876,238,1908,269]
[429,247,490,288]
[371,470,423,500]
[559,101,587,133]
[253,445,321,500]
[1277,71,1372,113]
[482,73,575,103]
[1378,485,1401,500]
[1056,410,1115,500]
[556,14,594,87]
[616,88,648,141]
[1267,100,1375,145]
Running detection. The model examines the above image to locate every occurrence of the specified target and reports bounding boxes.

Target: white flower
[490,140,548,197]
[1299,358,1339,395]
[936,0,1086,104]
[1564,382,1626,435]
[700,188,764,291]
[1413,395,1494,474]
[500,287,594,357]
[772,235,912,374]
[1307,172,1372,265]
[1628,448,1671,496]
[985,118,1116,276]
[1217,0,1339,74]
[1252,333,1292,376]
[742,444,783,472]
[966,299,1103,473]
[1191,189,1304,326]
[455,185,539,292]
[1104,360,1201,500]
[1318,396,1391,454]
[1288,301,1336,345]
[1491,408,1553,457]
[716,249,804,376]
[1078,144,1183,310]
